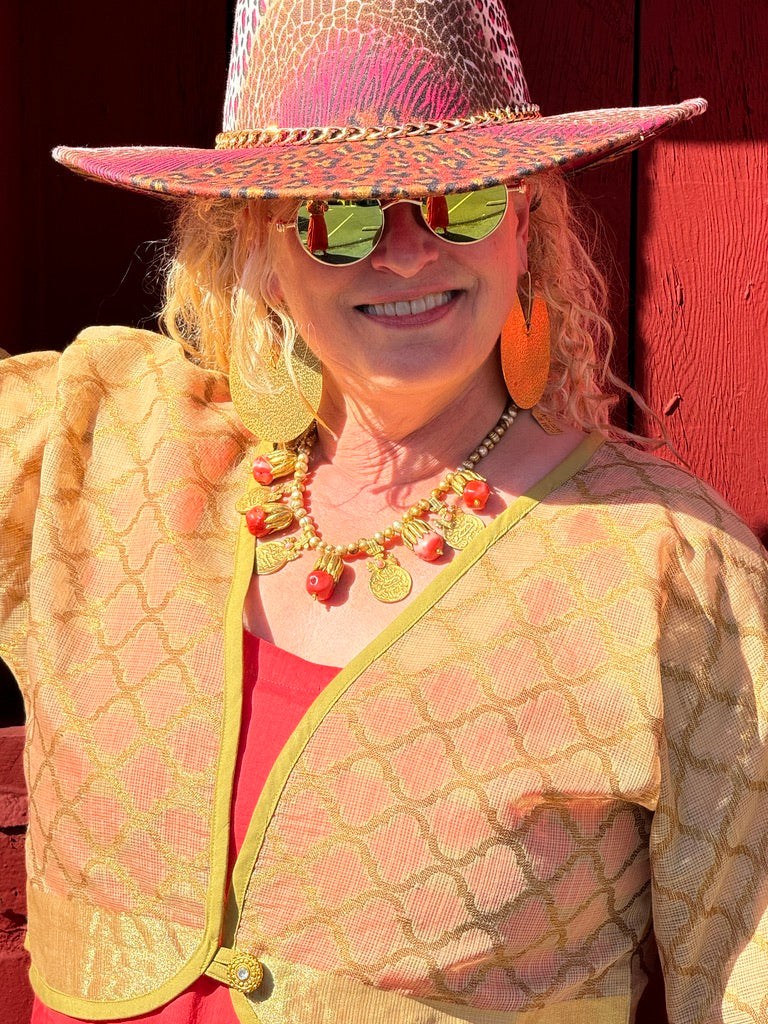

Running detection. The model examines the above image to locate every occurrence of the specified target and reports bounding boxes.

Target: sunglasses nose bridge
[372,198,439,250]
[374,198,435,249]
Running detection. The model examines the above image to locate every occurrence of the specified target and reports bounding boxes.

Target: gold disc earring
[500,270,551,409]
[229,337,322,444]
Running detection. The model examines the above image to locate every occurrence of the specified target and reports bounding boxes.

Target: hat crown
[223,0,531,132]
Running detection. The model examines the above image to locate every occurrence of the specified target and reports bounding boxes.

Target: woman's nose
[369,201,440,276]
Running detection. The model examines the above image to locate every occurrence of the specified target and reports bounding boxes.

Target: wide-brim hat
[53,0,706,201]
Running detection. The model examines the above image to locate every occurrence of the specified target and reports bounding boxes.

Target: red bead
[463,479,491,509]
[306,569,336,601]
[245,507,269,537]
[251,456,274,485]
[412,531,444,561]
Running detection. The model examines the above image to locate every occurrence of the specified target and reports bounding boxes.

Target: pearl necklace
[236,402,518,603]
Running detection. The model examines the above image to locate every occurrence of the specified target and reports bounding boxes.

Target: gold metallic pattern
[1,328,253,1011]
[1,329,767,1021]
[229,339,322,443]
[215,105,540,149]
[230,446,768,1021]
[231,952,630,1023]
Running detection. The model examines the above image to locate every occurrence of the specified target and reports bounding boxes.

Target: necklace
[236,402,518,603]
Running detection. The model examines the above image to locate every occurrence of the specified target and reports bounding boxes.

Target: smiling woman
[1,1,767,1023]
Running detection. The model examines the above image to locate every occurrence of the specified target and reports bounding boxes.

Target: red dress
[425,195,449,233]
[305,200,329,253]
[31,633,339,1024]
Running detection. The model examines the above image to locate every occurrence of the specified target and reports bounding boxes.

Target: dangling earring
[500,270,550,409]
[229,336,322,444]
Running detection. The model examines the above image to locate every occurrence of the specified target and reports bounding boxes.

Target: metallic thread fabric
[2,328,767,1022]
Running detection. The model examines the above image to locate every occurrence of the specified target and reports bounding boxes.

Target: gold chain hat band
[215,104,541,149]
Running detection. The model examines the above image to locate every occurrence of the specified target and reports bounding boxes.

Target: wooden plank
[634,0,768,544]
[509,0,636,417]
[13,0,231,357]
[0,728,29,1024]
[0,3,23,363]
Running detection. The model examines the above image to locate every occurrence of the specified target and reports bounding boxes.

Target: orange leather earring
[500,271,550,409]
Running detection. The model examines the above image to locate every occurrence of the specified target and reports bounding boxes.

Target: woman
[2,1,767,1022]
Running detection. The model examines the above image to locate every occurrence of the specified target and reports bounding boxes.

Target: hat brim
[53,99,706,201]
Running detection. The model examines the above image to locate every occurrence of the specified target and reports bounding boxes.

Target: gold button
[227,951,264,993]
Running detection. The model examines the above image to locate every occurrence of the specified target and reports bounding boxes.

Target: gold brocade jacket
[1,328,767,1024]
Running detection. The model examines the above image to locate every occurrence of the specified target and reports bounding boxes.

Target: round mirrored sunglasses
[274,183,519,266]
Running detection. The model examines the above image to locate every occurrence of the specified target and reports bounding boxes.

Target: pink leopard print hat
[53,0,706,200]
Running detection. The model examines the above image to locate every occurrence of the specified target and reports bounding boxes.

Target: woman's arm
[653,524,768,1023]
[0,351,59,686]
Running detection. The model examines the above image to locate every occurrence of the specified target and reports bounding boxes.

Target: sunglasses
[274,183,518,266]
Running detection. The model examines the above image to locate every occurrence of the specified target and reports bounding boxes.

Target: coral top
[31,632,339,1024]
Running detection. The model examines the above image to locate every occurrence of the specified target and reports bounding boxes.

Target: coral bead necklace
[236,402,518,603]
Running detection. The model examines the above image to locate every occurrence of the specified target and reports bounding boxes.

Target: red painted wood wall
[2,2,766,1019]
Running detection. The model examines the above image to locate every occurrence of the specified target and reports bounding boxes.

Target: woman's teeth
[362,291,454,317]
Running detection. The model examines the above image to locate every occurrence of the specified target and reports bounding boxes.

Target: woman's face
[268,193,529,410]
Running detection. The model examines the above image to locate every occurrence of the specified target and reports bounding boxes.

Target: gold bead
[374,531,384,544]
[308,536,320,548]
[295,507,307,518]
[384,527,395,539]
[347,542,359,554]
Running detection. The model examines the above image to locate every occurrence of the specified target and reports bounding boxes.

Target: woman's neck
[312,362,511,498]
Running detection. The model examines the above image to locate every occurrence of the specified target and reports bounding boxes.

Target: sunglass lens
[296,200,383,264]
[420,184,508,243]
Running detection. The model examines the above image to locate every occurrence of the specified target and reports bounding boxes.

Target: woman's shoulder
[7,325,231,417]
[2,325,209,391]
[2,325,239,469]
[578,437,766,562]
[60,324,201,380]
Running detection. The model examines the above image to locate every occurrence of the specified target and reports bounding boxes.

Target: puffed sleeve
[0,350,60,686]
[653,521,768,1023]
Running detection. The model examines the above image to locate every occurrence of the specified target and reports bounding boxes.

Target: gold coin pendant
[369,561,413,603]
[442,510,485,550]
[255,541,290,575]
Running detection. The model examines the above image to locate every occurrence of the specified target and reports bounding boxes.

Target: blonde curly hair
[160,174,646,437]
